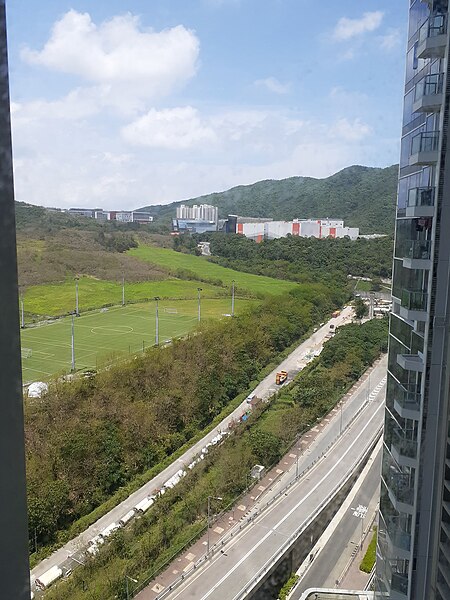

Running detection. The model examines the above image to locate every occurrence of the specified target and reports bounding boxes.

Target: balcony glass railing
[411,131,440,154]
[392,572,409,595]
[401,289,428,312]
[394,381,421,414]
[419,14,448,43]
[392,425,418,460]
[407,187,435,208]
[415,73,444,101]
[397,239,431,261]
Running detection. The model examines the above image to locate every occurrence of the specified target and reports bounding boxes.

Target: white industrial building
[235,218,358,241]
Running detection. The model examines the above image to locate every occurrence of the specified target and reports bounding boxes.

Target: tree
[353,297,368,320]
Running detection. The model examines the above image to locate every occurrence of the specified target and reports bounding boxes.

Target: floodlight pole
[231,280,235,317]
[75,276,79,316]
[122,274,125,306]
[0,2,31,595]
[197,287,202,323]
[71,312,76,372]
[155,297,160,346]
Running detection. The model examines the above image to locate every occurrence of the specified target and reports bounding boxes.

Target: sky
[6,0,408,210]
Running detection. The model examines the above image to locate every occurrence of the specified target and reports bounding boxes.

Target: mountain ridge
[141,164,398,234]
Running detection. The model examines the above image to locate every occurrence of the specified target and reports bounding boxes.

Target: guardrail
[149,416,383,600]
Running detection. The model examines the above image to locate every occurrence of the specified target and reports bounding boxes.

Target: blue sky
[6,0,408,209]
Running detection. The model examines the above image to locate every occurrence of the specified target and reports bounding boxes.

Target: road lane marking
[169,398,385,600]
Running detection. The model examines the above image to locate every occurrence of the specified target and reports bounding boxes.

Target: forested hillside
[142,164,398,234]
[175,233,394,284]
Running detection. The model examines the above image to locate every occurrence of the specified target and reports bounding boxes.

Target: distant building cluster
[172,203,219,234]
[67,208,153,224]
[171,204,359,240]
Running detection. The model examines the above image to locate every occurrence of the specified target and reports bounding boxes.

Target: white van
[246,393,255,404]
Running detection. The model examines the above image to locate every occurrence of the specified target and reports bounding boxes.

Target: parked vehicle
[276,370,288,385]
[35,565,63,590]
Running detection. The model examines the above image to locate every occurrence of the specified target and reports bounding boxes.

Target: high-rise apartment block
[176,203,218,223]
[376,1,450,598]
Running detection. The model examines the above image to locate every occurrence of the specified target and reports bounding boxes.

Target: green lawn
[21,298,257,384]
[22,277,227,320]
[128,246,298,296]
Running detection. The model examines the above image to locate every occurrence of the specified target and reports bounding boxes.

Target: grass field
[128,246,298,295]
[22,277,227,320]
[21,298,257,384]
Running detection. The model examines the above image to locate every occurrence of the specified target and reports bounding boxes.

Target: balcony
[391,426,418,468]
[400,289,428,321]
[413,73,444,113]
[417,15,448,59]
[393,382,421,420]
[397,239,431,269]
[397,353,424,372]
[406,187,435,218]
[410,131,440,166]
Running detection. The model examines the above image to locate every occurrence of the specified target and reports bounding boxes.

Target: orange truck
[332,310,340,318]
[276,370,288,385]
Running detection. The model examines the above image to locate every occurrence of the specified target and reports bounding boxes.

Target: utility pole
[197,287,202,323]
[231,280,235,317]
[155,297,160,345]
[0,1,31,594]
[75,276,79,316]
[126,575,138,600]
[71,313,76,372]
[122,274,125,307]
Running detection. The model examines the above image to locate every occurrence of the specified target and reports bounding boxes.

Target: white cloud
[121,106,217,149]
[21,10,200,111]
[380,29,402,51]
[254,77,291,95]
[330,118,372,142]
[333,11,384,41]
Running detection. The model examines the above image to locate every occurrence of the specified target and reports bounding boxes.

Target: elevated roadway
[137,359,386,600]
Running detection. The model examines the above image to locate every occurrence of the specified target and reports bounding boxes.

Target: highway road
[137,363,386,600]
[291,444,381,596]
[31,307,354,587]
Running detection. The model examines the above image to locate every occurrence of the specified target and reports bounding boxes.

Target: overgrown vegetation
[278,574,300,600]
[360,527,377,573]
[26,284,345,553]
[201,233,393,283]
[42,317,387,600]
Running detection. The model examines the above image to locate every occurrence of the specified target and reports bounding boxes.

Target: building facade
[375,1,450,599]
[176,203,218,223]
[234,218,358,241]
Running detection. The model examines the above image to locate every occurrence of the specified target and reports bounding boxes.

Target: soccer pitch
[21,298,255,384]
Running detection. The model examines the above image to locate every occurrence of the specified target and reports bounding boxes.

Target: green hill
[142,164,398,234]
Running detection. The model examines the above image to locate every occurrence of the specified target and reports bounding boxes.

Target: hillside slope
[143,165,398,234]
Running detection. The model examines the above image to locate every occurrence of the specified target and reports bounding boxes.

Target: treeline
[174,233,393,283]
[44,317,388,600]
[26,283,346,550]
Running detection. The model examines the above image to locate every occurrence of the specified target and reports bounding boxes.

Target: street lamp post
[155,297,160,346]
[197,288,202,323]
[125,575,138,600]
[207,496,223,555]
[75,276,79,316]
[231,280,235,317]
[340,401,343,435]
